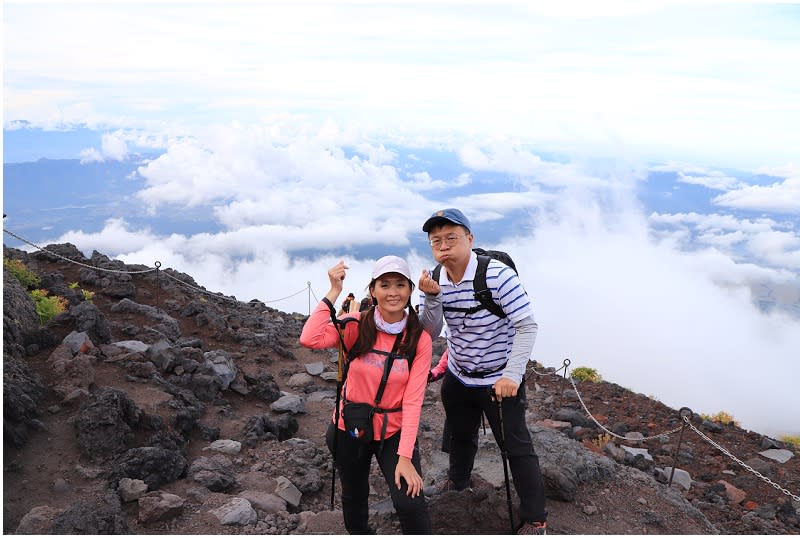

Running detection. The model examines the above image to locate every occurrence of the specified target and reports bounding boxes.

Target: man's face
[428,223,473,266]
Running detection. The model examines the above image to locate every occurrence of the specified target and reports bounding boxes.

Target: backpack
[431,248,517,319]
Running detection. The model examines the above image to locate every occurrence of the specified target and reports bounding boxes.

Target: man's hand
[418,269,441,295]
[492,377,519,401]
[428,369,444,383]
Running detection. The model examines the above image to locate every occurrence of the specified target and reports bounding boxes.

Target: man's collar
[439,251,477,285]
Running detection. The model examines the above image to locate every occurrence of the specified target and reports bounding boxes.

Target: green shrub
[68,281,80,289]
[571,366,602,383]
[81,289,95,302]
[780,435,800,452]
[29,289,68,324]
[700,411,740,427]
[3,257,41,289]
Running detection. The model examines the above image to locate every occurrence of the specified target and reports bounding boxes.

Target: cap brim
[423,216,455,232]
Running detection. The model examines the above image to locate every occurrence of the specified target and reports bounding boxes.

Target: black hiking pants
[326,422,431,534]
[441,370,548,524]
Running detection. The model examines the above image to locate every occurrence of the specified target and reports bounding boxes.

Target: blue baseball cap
[422,208,471,233]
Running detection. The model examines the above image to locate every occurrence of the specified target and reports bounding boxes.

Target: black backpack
[431,248,517,319]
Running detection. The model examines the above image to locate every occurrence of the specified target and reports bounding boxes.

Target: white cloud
[78,130,131,163]
[650,211,800,270]
[403,171,472,191]
[677,171,743,191]
[79,147,103,164]
[54,218,160,254]
[507,198,800,437]
[101,131,129,160]
[458,141,634,189]
[713,175,800,214]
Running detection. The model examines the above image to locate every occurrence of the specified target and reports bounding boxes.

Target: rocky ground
[4,243,799,535]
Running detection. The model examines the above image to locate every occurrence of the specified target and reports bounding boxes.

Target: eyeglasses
[429,234,467,248]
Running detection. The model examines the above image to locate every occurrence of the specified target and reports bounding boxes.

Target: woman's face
[371,273,411,322]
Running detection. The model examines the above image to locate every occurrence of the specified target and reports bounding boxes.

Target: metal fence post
[669,407,693,487]
[154,261,161,311]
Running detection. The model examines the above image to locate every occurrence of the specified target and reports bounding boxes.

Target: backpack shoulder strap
[374,333,403,406]
[431,263,442,283]
[433,257,508,318]
[473,255,507,319]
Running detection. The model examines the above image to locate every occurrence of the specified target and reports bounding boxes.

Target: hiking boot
[517,521,547,535]
[423,478,472,496]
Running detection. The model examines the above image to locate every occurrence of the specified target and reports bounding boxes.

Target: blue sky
[3,1,800,436]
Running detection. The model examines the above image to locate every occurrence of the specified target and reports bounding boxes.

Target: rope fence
[535,358,800,503]
[4,227,317,315]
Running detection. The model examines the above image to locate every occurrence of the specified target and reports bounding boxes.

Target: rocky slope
[3,243,799,535]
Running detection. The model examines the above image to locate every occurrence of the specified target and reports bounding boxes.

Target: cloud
[458,142,618,190]
[79,130,130,163]
[713,175,800,214]
[133,123,442,240]
[54,218,160,254]
[506,197,800,437]
[650,211,800,270]
[403,171,472,191]
[101,131,129,160]
[677,171,743,191]
[79,147,103,164]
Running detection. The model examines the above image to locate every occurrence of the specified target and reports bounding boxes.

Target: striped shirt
[420,251,534,387]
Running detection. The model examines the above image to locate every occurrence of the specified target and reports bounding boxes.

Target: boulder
[112,447,188,489]
[137,491,184,522]
[209,498,257,526]
[74,387,143,461]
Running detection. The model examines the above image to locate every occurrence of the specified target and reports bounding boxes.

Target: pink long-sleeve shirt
[299,301,432,459]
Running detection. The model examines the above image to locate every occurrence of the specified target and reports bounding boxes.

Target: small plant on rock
[780,435,800,453]
[591,433,613,449]
[571,366,602,383]
[700,411,740,427]
[29,289,68,324]
[4,257,41,289]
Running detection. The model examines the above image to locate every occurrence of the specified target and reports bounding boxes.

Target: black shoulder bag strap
[375,333,404,454]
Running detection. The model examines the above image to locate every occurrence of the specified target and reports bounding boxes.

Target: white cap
[371,255,412,280]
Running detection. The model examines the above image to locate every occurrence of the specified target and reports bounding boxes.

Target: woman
[300,255,432,534]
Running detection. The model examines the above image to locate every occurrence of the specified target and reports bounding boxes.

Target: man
[418,208,547,535]
[337,292,357,316]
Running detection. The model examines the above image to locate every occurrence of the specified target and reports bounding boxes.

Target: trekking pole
[323,299,358,510]
[491,391,515,534]
[330,319,345,510]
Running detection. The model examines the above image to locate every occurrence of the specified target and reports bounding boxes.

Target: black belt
[458,362,506,378]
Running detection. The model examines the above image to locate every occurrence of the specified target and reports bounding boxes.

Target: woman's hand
[325,261,348,304]
[395,455,423,497]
